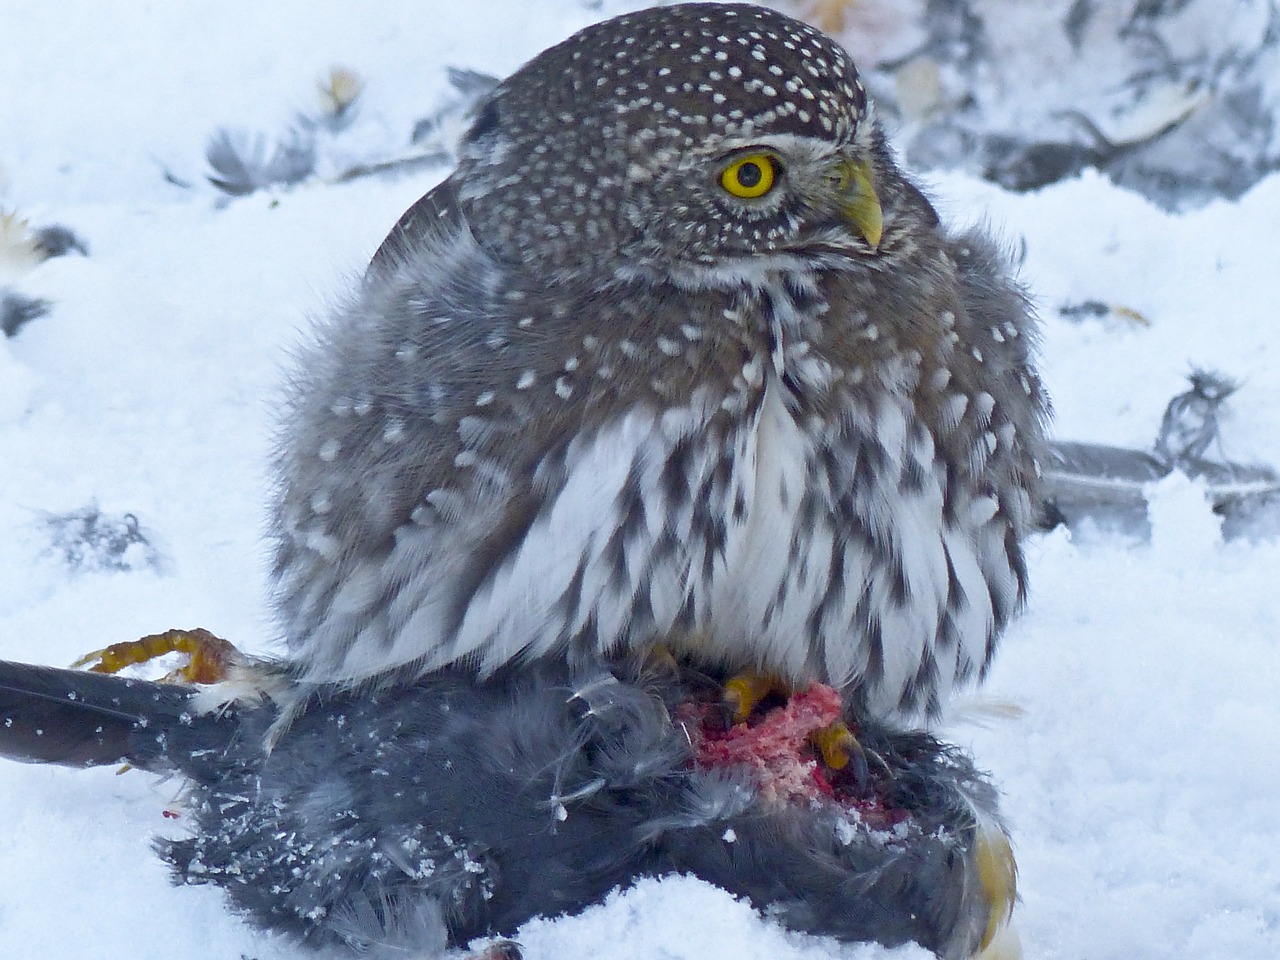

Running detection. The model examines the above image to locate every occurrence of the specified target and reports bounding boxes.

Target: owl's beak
[835,157,883,250]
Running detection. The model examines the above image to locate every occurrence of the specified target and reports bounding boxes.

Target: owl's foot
[72,627,241,685]
[722,669,786,723]
[809,719,870,782]
[722,670,868,782]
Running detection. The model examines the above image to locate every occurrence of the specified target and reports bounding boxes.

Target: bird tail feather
[0,659,195,769]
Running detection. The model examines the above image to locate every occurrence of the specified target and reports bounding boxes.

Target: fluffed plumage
[272,2,1048,724]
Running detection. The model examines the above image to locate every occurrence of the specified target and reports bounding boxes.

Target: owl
[272,2,1047,724]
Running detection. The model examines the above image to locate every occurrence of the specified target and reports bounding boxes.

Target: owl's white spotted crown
[498,2,868,140]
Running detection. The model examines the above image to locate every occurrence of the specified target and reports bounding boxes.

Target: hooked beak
[834,156,883,250]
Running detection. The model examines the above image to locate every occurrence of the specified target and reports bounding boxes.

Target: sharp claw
[705,698,736,733]
[810,720,871,783]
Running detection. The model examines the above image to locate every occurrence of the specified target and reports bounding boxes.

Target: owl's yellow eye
[720,154,777,199]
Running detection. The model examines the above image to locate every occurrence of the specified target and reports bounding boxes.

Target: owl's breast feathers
[274,181,1044,723]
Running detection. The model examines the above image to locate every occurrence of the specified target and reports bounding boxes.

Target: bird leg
[72,627,241,685]
[809,719,869,778]
[723,669,786,723]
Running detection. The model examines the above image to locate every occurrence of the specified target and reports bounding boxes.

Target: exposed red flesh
[680,681,907,828]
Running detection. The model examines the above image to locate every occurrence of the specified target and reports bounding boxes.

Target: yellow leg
[723,672,868,779]
[72,628,239,685]
[722,670,785,724]
[809,720,858,771]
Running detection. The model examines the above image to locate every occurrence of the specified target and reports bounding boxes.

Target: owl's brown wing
[366,175,465,280]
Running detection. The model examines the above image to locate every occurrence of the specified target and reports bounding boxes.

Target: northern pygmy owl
[272,2,1048,724]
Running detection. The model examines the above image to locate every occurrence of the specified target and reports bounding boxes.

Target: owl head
[455,3,890,284]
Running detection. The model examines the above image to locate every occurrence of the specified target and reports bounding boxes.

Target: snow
[1,2,1278,958]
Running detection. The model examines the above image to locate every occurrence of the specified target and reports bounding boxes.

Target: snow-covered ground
[1,2,1278,958]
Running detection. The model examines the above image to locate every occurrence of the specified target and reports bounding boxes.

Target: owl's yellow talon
[809,720,856,770]
[72,628,239,685]
[723,671,785,724]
